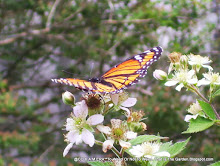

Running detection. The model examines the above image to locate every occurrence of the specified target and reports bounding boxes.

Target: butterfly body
[52,46,163,94]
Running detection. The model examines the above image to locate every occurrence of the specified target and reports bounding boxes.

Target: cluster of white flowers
[61,91,171,161]
[62,92,141,157]
[153,53,220,91]
[153,52,219,123]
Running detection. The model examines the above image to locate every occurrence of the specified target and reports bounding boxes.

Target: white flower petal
[73,100,88,119]
[66,131,82,144]
[154,151,170,157]
[165,80,179,86]
[81,129,95,147]
[188,78,198,84]
[119,140,131,149]
[111,119,122,128]
[87,114,104,125]
[125,131,137,139]
[188,61,196,65]
[63,143,73,157]
[110,94,119,105]
[121,98,137,107]
[188,70,195,77]
[129,145,144,157]
[197,79,210,86]
[96,125,111,134]
[202,65,213,71]
[65,118,75,131]
[102,139,114,153]
[120,106,131,117]
[184,114,198,122]
[144,155,155,159]
[176,83,184,91]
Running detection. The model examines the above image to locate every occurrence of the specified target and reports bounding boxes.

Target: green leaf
[212,88,220,98]
[198,100,216,119]
[88,161,113,166]
[166,137,190,156]
[208,161,220,166]
[182,117,214,133]
[129,135,168,145]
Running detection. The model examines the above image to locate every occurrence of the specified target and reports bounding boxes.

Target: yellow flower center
[74,117,85,130]
[142,144,154,155]
[113,128,124,139]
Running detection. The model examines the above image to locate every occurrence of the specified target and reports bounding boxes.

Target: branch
[0,29,49,45]
[0,0,61,45]
[63,2,87,22]
[46,0,62,29]
[102,19,151,24]
[38,143,56,162]
[107,0,114,20]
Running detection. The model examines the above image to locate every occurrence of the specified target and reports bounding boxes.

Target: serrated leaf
[129,135,168,145]
[212,88,220,98]
[159,142,172,151]
[198,100,216,119]
[208,161,220,166]
[88,161,113,166]
[182,117,214,133]
[167,137,190,156]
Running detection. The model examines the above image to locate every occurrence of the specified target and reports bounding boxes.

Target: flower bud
[129,122,147,132]
[153,69,167,80]
[180,55,188,69]
[62,91,75,106]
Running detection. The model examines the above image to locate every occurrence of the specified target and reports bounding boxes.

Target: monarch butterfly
[51,46,163,94]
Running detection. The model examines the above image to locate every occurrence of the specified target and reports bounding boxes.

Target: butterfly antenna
[89,62,94,77]
[62,70,74,76]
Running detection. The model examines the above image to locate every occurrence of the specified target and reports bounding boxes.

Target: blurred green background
[0,0,219,165]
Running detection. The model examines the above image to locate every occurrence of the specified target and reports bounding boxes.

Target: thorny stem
[189,85,220,119]
[188,85,209,103]
[120,148,127,166]
[111,145,122,158]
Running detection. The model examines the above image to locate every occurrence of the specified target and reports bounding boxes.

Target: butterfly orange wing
[51,46,163,94]
[101,46,163,93]
[51,78,117,93]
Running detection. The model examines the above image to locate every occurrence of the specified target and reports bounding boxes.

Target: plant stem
[211,105,220,120]
[190,85,209,103]
[111,146,122,158]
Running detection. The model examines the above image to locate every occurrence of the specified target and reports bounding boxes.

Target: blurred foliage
[0,0,219,165]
